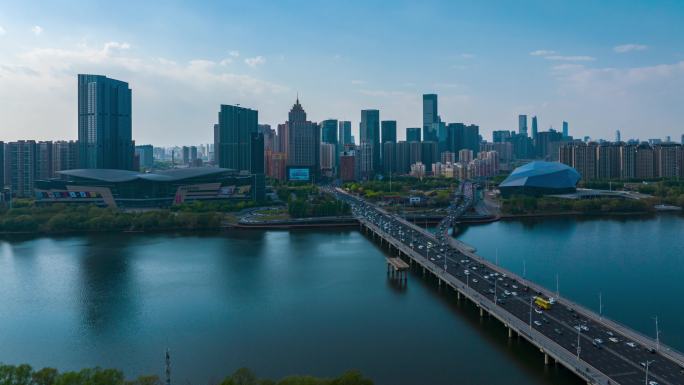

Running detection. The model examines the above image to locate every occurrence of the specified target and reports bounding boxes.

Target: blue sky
[1,0,683,145]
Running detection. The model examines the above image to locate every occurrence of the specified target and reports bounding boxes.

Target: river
[1,214,682,384]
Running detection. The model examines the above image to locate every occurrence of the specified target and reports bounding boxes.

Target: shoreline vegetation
[0,364,373,385]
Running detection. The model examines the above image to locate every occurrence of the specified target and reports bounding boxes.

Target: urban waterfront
[1,214,682,385]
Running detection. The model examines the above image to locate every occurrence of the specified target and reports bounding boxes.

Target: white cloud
[219,58,233,65]
[613,44,648,53]
[460,53,475,59]
[0,42,287,144]
[229,50,240,57]
[31,25,43,36]
[244,55,265,67]
[350,79,366,85]
[530,50,556,56]
[0,25,6,36]
[544,55,595,62]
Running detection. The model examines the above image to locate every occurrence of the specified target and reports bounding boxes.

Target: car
[594,338,603,344]
[472,278,479,283]
[487,289,495,294]
[512,285,518,289]
[580,325,589,331]
[626,342,637,348]
[418,245,424,250]
[548,297,556,304]
[535,308,543,314]
[542,317,549,324]
[554,328,563,335]
[533,321,542,326]
[648,381,659,385]
[606,331,614,337]
[464,270,470,275]
[511,291,518,296]
[592,341,602,349]
[504,290,511,296]
[609,337,619,343]
[430,257,435,261]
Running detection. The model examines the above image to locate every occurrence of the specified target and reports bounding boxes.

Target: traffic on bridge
[328,183,684,385]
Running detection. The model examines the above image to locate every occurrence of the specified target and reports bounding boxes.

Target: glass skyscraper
[381,120,397,143]
[406,127,421,142]
[338,121,352,145]
[518,114,528,137]
[78,74,134,170]
[422,94,438,142]
[360,109,380,173]
[321,119,338,144]
[215,104,259,173]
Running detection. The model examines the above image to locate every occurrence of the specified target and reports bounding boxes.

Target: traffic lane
[348,198,684,384]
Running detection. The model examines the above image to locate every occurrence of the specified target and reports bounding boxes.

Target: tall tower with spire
[284,97,320,178]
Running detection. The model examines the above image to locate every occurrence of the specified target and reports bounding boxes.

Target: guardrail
[359,217,613,385]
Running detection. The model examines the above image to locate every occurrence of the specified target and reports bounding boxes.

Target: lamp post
[644,360,654,385]
[576,324,582,360]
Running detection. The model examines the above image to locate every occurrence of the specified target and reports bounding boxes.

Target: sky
[0,0,683,146]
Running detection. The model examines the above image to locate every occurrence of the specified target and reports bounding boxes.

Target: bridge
[329,184,684,385]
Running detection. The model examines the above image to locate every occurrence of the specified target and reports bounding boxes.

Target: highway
[328,183,684,385]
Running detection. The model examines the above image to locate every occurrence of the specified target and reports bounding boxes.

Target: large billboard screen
[288,167,310,181]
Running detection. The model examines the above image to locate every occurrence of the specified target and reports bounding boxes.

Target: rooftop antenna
[165,348,171,385]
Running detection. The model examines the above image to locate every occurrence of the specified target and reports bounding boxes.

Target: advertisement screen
[288,168,310,181]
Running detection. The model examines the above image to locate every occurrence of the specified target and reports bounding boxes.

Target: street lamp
[653,316,661,351]
[644,360,654,385]
[529,296,533,330]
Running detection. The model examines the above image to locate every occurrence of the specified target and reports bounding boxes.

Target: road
[327,184,684,385]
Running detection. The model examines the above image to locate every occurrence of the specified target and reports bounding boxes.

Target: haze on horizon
[0,0,683,146]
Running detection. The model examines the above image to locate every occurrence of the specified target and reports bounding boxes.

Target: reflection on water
[4,218,678,384]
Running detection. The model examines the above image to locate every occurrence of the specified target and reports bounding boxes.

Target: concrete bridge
[331,185,684,385]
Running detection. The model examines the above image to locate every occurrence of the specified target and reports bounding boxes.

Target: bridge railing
[360,217,613,385]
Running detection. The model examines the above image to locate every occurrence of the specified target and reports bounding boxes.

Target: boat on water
[654,204,683,211]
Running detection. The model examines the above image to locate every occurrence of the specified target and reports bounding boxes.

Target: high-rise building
[358,142,374,180]
[562,121,569,138]
[339,150,357,182]
[408,141,422,168]
[78,74,134,170]
[656,144,680,178]
[421,141,438,171]
[135,145,154,169]
[381,120,397,143]
[531,116,538,139]
[320,142,336,174]
[6,141,37,197]
[518,115,528,137]
[422,94,438,141]
[406,127,421,142]
[615,130,622,143]
[360,109,380,174]
[382,142,397,174]
[493,130,512,143]
[597,143,621,180]
[36,141,53,180]
[635,144,655,179]
[338,121,352,145]
[286,98,320,174]
[216,104,261,175]
[620,144,637,179]
[535,130,563,160]
[321,119,338,144]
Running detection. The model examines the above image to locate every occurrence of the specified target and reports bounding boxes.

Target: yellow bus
[534,296,552,310]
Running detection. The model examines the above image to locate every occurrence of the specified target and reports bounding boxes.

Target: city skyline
[1,0,683,146]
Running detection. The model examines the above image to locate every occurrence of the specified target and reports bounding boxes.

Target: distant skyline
[1,0,683,146]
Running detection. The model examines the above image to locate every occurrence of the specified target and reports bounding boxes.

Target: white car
[580,325,589,332]
[535,309,543,314]
[504,290,511,296]
[534,321,542,326]
[464,270,470,275]
[472,278,479,283]
[511,291,518,296]
[609,337,619,343]
[626,342,637,348]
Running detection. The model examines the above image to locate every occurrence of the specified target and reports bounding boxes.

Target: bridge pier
[544,353,550,366]
[479,307,484,318]
[457,291,461,300]
[508,327,513,339]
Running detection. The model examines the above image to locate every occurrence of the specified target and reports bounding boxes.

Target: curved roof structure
[58,168,235,183]
[500,161,580,191]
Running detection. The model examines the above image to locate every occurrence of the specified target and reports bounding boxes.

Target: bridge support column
[508,327,513,338]
[544,353,549,365]
[479,307,484,318]
[457,291,461,300]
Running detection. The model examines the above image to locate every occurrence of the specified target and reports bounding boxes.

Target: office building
[518,115,528,136]
[493,130,512,143]
[339,150,357,182]
[36,141,54,181]
[215,104,259,173]
[360,109,380,174]
[320,142,336,176]
[0,142,4,189]
[395,141,411,175]
[531,116,538,138]
[382,142,397,174]
[635,144,655,179]
[338,121,352,145]
[562,121,569,138]
[381,120,397,143]
[358,142,374,180]
[596,143,621,180]
[283,98,320,178]
[321,119,338,144]
[135,145,154,169]
[422,94,438,141]
[77,74,134,170]
[421,141,438,172]
[406,127,421,142]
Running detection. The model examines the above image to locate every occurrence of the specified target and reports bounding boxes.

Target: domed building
[499,161,580,197]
